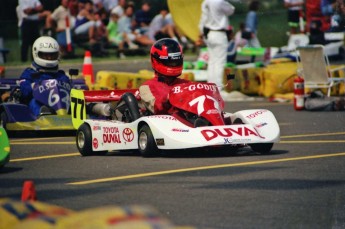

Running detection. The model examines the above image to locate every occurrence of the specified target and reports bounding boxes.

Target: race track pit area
[1,101,345,228]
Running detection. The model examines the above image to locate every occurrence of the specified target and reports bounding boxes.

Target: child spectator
[106,12,128,58]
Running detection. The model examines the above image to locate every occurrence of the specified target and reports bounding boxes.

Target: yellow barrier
[93,70,153,90]
[92,70,195,90]
[258,62,296,97]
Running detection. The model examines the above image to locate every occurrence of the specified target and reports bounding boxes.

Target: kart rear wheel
[76,123,104,156]
[250,143,274,154]
[138,124,159,157]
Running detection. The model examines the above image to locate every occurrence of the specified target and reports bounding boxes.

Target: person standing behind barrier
[19,0,51,62]
[245,0,261,47]
[48,0,75,57]
[198,0,235,98]
[284,0,305,34]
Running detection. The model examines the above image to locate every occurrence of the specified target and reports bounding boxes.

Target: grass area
[2,10,289,66]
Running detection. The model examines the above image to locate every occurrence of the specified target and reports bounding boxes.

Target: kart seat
[115,92,141,122]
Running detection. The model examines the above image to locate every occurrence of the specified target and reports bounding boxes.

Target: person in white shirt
[19,0,51,62]
[110,0,126,17]
[48,0,75,55]
[198,0,235,98]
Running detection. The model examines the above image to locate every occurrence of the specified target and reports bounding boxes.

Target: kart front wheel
[138,124,159,157]
[250,143,274,154]
[0,112,8,130]
[76,123,98,156]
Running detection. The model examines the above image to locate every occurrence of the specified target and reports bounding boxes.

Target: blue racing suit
[19,62,70,116]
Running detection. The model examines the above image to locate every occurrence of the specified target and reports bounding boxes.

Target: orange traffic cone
[82,50,95,84]
[21,180,37,201]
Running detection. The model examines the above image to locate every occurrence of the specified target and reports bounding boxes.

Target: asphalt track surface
[1,100,345,228]
[2,60,345,228]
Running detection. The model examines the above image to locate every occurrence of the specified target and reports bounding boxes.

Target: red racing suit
[139,74,189,115]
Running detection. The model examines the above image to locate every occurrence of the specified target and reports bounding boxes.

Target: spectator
[198,0,235,99]
[48,0,75,56]
[106,12,128,58]
[92,0,118,13]
[68,0,79,17]
[164,12,189,46]
[328,0,345,31]
[234,22,248,48]
[145,8,186,45]
[19,36,70,116]
[111,0,126,17]
[19,0,51,62]
[117,4,154,48]
[133,1,153,34]
[284,0,305,34]
[245,0,261,47]
[74,0,103,44]
[321,0,336,16]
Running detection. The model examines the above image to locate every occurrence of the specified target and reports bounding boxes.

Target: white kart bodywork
[83,109,280,152]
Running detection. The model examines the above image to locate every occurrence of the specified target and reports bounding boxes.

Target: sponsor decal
[255,122,267,128]
[171,128,189,132]
[122,128,134,142]
[224,138,251,144]
[103,127,119,133]
[103,126,121,143]
[93,138,98,149]
[156,138,165,146]
[93,125,101,131]
[206,109,219,114]
[147,116,176,120]
[246,110,267,119]
[201,126,265,141]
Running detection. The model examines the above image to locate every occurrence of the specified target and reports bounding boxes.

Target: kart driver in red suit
[139,38,189,115]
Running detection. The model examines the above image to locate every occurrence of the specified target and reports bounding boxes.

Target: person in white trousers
[198,0,235,99]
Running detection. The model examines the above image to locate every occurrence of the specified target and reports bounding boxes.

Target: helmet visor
[157,55,183,67]
[38,51,59,61]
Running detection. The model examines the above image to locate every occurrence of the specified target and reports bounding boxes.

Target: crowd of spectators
[17,0,189,60]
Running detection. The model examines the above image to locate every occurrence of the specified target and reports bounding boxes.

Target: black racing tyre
[76,123,95,156]
[250,143,274,154]
[138,124,159,157]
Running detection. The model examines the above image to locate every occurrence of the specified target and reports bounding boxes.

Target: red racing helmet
[150,38,183,77]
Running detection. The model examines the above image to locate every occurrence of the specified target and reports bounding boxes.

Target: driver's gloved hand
[12,88,22,101]
[163,100,171,110]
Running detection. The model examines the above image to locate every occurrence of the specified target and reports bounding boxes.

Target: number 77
[71,97,85,120]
